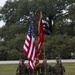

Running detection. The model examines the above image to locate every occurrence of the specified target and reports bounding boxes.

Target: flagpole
[40,12,46,75]
[43,43,46,59]
[32,70,34,75]
[20,49,22,60]
[43,43,46,75]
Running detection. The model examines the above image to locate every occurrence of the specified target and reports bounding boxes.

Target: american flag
[22,17,36,70]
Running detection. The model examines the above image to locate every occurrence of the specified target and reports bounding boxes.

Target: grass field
[0,63,75,75]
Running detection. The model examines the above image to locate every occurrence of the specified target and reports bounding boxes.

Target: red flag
[35,15,44,66]
[22,17,36,70]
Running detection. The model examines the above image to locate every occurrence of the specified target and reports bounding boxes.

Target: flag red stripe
[30,41,35,60]
[27,36,33,59]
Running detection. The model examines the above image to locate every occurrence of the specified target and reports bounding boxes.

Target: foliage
[0,0,75,34]
[0,0,75,60]
[0,46,8,60]
[42,35,75,59]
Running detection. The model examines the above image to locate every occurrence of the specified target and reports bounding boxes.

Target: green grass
[0,63,75,75]
[64,63,75,75]
[0,64,18,75]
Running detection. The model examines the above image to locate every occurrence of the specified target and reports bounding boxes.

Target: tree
[43,34,75,59]
[0,0,75,35]
[0,24,29,60]
[0,0,75,60]
[0,46,8,60]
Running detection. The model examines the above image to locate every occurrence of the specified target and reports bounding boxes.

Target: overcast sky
[0,0,7,28]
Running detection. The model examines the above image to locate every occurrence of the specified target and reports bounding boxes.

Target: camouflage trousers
[16,73,25,75]
[53,74,64,75]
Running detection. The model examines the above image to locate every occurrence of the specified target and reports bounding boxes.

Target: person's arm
[62,66,66,75]
[35,64,42,75]
[16,65,20,74]
[49,64,54,75]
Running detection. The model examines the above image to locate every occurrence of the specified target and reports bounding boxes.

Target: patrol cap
[20,59,25,62]
[56,57,60,60]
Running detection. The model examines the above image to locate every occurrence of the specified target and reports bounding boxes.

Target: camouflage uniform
[53,57,66,75]
[35,59,53,75]
[16,59,29,75]
[40,63,53,75]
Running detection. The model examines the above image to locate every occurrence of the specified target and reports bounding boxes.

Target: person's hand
[63,72,66,75]
[16,70,19,73]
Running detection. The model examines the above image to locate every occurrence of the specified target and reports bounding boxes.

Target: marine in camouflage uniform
[16,59,29,75]
[35,58,53,75]
[53,57,66,75]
